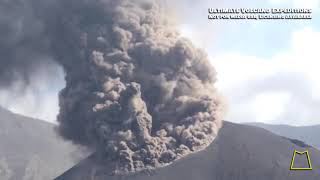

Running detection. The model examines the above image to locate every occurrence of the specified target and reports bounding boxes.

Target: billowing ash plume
[0,0,225,173]
[0,0,53,87]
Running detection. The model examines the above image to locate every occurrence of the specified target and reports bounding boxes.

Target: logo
[290,150,313,170]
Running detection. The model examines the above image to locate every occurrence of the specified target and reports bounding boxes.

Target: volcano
[55,121,320,180]
[0,107,85,180]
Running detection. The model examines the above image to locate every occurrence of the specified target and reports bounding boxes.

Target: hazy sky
[178,0,320,126]
[1,0,319,126]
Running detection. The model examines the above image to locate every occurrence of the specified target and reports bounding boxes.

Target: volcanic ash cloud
[1,0,226,174]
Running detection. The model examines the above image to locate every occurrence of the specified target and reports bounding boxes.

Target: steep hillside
[247,122,320,149]
[0,107,85,180]
[55,122,320,180]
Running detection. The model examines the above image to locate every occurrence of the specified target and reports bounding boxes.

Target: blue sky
[1,0,319,126]
[178,0,320,125]
[177,0,320,57]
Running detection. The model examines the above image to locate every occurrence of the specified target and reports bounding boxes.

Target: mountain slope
[246,122,320,149]
[0,107,85,180]
[55,122,320,180]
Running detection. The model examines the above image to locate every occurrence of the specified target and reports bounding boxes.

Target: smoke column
[0,0,55,87]
[0,0,226,173]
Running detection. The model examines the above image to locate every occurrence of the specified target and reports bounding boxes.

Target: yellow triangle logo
[290,150,313,170]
